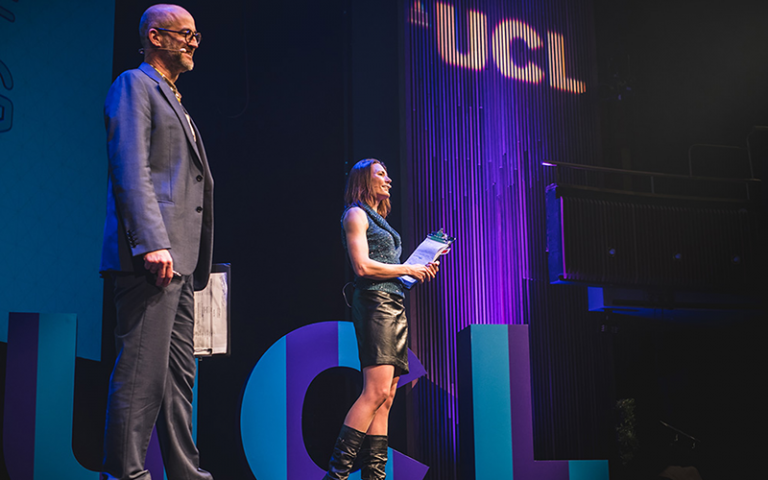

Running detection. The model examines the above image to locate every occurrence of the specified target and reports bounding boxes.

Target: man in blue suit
[100,5,214,479]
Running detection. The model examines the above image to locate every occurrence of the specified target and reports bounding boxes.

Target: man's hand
[144,249,174,287]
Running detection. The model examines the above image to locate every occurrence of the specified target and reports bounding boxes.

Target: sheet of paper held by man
[193,270,229,356]
[399,229,455,289]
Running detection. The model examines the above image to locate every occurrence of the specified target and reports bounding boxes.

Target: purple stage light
[403,0,603,474]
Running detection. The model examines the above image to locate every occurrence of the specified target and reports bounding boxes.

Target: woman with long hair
[323,158,439,480]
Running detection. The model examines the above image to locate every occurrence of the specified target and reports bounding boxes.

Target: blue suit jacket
[101,63,214,290]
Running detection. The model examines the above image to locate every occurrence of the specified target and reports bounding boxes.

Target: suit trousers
[102,273,212,480]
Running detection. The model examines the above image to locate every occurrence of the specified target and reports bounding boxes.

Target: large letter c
[241,321,429,480]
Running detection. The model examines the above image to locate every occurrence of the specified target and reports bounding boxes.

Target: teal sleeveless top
[342,203,404,297]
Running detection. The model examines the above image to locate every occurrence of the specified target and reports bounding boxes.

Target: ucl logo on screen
[0,0,16,133]
[411,1,587,94]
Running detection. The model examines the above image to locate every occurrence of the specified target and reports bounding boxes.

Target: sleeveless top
[341,203,404,297]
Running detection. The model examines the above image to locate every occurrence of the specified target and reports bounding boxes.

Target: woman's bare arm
[344,207,438,283]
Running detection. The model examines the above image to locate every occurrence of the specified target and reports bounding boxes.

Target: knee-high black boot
[323,425,367,480]
[360,435,388,480]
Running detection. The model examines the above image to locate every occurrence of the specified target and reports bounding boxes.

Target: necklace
[150,65,182,103]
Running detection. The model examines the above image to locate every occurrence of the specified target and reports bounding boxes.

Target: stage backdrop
[0,0,114,362]
[401,1,614,477]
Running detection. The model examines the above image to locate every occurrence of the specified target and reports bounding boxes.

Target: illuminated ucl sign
[411,1,586,94]
[2,316,608,479]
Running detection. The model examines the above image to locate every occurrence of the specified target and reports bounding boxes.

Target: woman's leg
[366,372,399,435]
[359,373,399,479]
[343,365,396,432]
[323,365,396,480]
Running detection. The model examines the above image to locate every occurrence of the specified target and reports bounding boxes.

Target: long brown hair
[344,158,391,217]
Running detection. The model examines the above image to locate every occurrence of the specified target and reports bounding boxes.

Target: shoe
[360,435,388,480]
[323,424,367,480]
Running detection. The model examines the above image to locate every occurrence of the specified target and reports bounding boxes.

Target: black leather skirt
[351,289,409,375]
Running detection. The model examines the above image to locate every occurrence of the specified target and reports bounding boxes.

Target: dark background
[1,0,766,478]
[595,0,768,175]
[593,0,767,477]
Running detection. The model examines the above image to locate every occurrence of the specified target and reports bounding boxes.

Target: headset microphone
[138,47,188,54]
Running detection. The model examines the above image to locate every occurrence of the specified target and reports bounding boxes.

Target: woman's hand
[408,261,440,283]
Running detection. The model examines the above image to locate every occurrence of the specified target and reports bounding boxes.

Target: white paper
[194,271,229,356]
[399,236,453,288]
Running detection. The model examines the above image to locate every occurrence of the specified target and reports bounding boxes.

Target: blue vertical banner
[0,0,115,361]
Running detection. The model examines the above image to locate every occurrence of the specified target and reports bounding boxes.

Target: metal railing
[542,159,761,201]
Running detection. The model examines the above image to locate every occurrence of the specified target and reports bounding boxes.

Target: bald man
[100,5,213,479]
